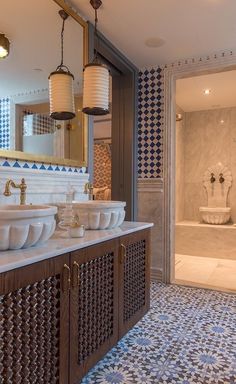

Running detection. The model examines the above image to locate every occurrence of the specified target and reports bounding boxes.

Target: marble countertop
[0,221,153,274]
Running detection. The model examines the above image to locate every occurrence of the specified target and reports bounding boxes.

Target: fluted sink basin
[0,205,57,250]
[57,200,126,230]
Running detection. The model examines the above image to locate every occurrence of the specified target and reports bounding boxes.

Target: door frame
[87,22,139,221]
[163,51,236,283]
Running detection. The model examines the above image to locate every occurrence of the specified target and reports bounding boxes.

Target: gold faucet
[4,178,27,205]
[84,182,94,200]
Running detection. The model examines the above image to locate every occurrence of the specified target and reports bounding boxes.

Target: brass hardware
[120,244,127,264]
[210,173,216,183]
[4,178,27,205]
[84,182,94,200]
[219,173,225,183]
[72,261,80,288]
[63,264,71,293]
[90,0,102,10]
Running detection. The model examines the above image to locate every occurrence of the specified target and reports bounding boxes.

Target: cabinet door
[70,239,119,384]
[0,254,70,384]
[119,229,151,338]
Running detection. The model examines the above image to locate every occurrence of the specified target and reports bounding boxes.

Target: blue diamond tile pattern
[82,283,236,384]
[0,97,10,149]
[138,68,164,178]
[0,157,87,174]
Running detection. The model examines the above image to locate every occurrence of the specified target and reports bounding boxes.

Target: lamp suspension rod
[58,9,69,68]
[90,0,102,61]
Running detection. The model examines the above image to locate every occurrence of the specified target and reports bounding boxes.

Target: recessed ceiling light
[145,37,165,48]
[33,68,43,72]
[203,89,211,95]
[220,119,225,124]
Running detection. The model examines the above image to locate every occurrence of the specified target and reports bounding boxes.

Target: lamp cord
[60,18,65,67]
[94,8,99,62]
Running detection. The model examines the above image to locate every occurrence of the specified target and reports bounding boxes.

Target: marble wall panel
[175,222,236,259]
[137,179,164,279]
[183,107,236,222]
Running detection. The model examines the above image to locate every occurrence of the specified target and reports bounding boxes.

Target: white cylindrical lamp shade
[82,63,109,115]
[49,70,75,120]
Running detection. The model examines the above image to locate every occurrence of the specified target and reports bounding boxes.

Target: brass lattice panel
[0,276,61,384]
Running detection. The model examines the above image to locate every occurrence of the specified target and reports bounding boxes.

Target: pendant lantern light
[49,10,75,121]
[0,34,10,59]
[82,0,110,116]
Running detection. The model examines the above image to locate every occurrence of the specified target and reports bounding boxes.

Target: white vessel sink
[0,205,57,251]
[57,200,126,230]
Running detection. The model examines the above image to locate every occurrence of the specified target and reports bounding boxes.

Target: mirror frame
[0,0,89,167]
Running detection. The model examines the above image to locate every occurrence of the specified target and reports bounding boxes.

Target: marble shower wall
[183,106,236,222]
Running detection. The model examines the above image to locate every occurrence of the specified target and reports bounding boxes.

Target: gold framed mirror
[0,0,88,167]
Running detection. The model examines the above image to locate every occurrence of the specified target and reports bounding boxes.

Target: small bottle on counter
[68,214,85,238]
[66,183,75,204]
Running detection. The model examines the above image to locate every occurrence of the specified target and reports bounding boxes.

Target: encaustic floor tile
[82,282,236,384]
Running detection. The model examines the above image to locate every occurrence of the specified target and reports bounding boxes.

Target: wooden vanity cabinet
[118,229,150,338]
[69,230,151,383]
[0,229,151,384]
[69,239,120,384]
[0,253,70,384]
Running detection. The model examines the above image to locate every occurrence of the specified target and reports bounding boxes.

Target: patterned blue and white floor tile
[82,283,236,384]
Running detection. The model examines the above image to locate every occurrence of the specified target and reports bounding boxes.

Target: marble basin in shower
[199,207,231,225]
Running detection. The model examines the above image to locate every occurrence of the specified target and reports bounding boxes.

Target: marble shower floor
[82,283,236,384]
[175,254,236,292]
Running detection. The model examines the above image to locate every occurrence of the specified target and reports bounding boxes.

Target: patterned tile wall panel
[138,68,164,179]
[23,112,56,136]
[94,143,111,188]
[0,98,10,150]
[0,158,86,174]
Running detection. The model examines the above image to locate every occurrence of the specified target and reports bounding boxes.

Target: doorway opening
[173,69,236,292]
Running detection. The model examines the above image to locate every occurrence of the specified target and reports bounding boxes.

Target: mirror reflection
[0,0,85,165]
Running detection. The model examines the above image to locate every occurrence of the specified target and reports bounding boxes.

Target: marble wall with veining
[183,106,236,222]
[175,105,185,222]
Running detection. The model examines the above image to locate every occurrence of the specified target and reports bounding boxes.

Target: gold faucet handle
[88,183,93,193]
[20,178,27,191]
[3,179,12,197]
[84,182,93,193]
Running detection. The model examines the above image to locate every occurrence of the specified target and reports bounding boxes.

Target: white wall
[0,166,89,206]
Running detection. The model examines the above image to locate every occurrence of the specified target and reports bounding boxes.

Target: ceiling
[68,0,236,68]
[2,1,236,99]
[176,69,236,112]
[0,0,83,99]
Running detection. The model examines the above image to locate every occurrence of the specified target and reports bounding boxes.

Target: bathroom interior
[0,1,236,383]
[175,69,236,292]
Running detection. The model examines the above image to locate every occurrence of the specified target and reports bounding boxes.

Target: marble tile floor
[82,282,236,384]
[175,254,236,292]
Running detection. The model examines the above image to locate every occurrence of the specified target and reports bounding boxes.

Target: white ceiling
[176,69,236,112]
[2,1,236,99]
[68,0,236,68]
[0,0,83,99]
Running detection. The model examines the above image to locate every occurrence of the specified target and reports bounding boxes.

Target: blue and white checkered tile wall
[23,111,56,136]
[0,98,11,150]
[0,158,87,174]
[138,67,164,179]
